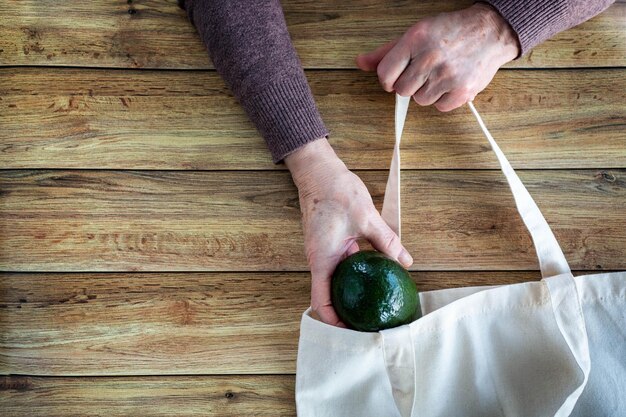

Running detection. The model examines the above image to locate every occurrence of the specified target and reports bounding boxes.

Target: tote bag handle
[466,102,589,416]
[386,96,590,416]
[467,102,571,278]
[386,96,572,278]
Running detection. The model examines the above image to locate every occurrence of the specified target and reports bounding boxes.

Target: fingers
[310,263,346,327]
[363,42,473,109]
[375,43,412,92]
[411,79,447,107]
[359,5,517,111]
[315,303,346,328]
[392,59,429,97]
[434,90,474,112]
[356,39,399,72]
[393,52,468,109]
[358,36,471,105]
[363,215,413,268]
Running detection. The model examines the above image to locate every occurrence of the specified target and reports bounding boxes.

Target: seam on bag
[480,332,507,417]
[380,336,401,417]
[298,336,378,353]
[381,328,415,417]
[408,327,417,417]
[411,297,551,337]
[580,295,626,304]
[546,274,592,416]
[299,331,381,353]
[411,282,551,335]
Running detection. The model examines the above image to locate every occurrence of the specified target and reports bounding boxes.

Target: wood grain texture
[0,271,557,375]
[0,375,296,416]
[1,68,625,170]
[1,170,624,272]
[0,1,624,69]
[1,0,623,409]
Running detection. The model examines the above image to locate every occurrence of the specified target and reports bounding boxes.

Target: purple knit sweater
[179,0,615,163]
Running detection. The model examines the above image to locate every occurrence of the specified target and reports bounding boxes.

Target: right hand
[285,139,414,326]
[356,3,519,111]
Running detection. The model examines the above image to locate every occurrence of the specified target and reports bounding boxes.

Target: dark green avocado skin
[331,250,421,332]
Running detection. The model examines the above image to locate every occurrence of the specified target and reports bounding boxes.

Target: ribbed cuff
[243,76,329,164]
[481,0,569,55]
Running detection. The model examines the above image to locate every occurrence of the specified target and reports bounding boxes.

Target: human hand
[356,3,519,111]
[285,139,413,326]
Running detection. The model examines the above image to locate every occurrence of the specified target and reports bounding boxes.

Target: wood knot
[595,171,616,183]
[225,391,235,399]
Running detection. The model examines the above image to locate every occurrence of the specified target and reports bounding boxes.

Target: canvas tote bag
[295,96,626,417]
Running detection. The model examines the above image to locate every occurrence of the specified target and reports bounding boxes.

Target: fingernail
[399,249,413,267]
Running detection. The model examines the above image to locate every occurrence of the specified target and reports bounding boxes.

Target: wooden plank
[0,375,296,416]
[0,271,554,375]
[1,1,624,69]
[0,272,307,375]
[1,68,625,170]
[0,170,624,272]
[0,0,208,69]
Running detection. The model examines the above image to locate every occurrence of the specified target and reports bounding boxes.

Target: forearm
[179,0,328,163]
[480,0,616,55]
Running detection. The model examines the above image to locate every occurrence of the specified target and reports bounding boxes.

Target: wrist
[285,138,346,189]
[471,2,520,61]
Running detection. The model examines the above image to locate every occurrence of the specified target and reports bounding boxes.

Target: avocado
[331,250,421,332]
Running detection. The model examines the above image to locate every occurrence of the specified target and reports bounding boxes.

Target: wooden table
[1,1,624,415]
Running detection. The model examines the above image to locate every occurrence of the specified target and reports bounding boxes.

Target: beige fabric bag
[295,97,626,417]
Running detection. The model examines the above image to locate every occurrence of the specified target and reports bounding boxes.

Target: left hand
[285,139,413,326]
[356,3,520,111]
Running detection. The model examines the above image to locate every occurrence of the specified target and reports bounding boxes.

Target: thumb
[356,39,399,72]
[363,215,413,268]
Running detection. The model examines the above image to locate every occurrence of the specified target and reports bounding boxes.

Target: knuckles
[434,89,473,112]
[377,67,396,92]
[436,62,457,81]
[406,21,430,41]
[394,83,414,97]
[413,92,433,106]
[384,234,400,253]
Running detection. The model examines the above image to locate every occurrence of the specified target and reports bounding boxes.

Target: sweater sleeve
[481,0,616,56]
[178,0,329,163]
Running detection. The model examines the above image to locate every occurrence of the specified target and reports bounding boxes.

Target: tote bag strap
[466,102,589,416]
[385,97,571,277]
[467,102,571,278]
[387,96,590,416]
